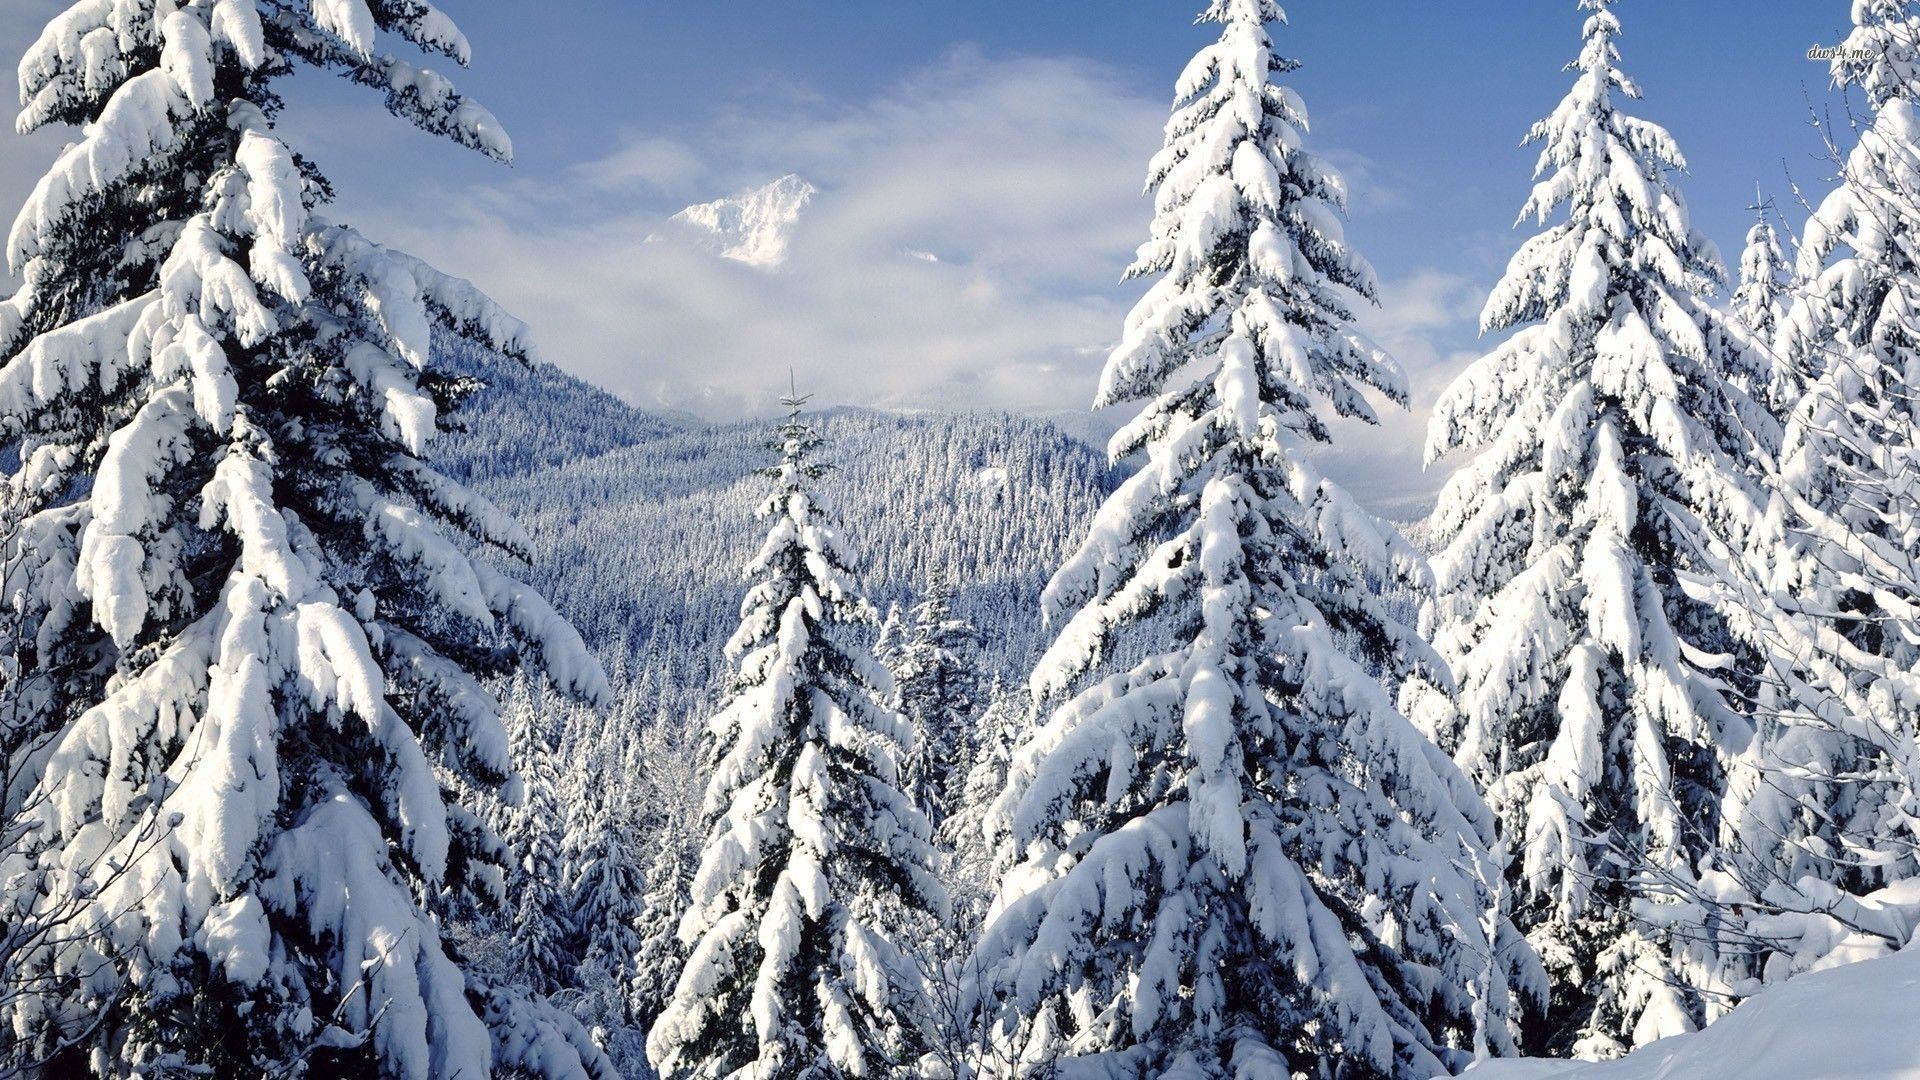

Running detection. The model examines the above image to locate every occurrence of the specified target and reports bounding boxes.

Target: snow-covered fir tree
[893,572,984,828]
[876,601,908,671]
[627,702,704,1039]
[956,679,1027,823]
[569,791,647,986]
[1721,0,1920,982]
[940,678,1029,920]
[631,835,693,1041]
[564,730,651,1068]
[1734,200,1791,352]
[1731,196,1799,415]
[646,394,945,1078]
[0,4,615,1075]
[968,3,1535,1075]
[503,703,576,998]
[1409,0,1778,1057]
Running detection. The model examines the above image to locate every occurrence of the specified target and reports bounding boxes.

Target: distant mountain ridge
[650,173,816,269]
[438,346,1122,714]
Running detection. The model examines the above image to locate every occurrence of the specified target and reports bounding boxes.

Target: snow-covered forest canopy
[1,1,1918,1078]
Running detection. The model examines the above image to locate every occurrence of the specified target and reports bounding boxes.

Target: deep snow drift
[1466,946,1920,1079]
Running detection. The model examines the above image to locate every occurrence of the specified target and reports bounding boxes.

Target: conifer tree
[941,678,1030,926]
[570,798,648,984]
[1411,0,1774,1056]
[646,393,945,1078]
[1723,0,1920,978]
[631,828,694,1033]
[503,711,574,997]
[1732,196,1798,416]
[628,702,703,1037]
[876,601,907,670]
[1735,201,1791,350]
[564,784,650,1065]
[968,3,1534,1075]
[0,3,610,1074]
[893,572,983,827]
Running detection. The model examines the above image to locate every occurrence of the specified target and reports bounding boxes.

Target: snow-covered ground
[1467,946,1920,1079]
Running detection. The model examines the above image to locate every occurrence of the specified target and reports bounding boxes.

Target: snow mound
[655,174,814,269]
[1466,945,1920,1079]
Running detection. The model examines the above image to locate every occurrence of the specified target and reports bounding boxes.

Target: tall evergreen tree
[631,827,695,1035]
[967,3,1534,1075]
[1723,0,1920,978]
[569,799,648,983]
[876,601,908,671]
[0,3,611,1074]
[1409,0,1774,1056]
[1732,196,1798,416]
[628,700,704,1038]
[502,696,575,997]
[1734,199,1791,348]
[647,394,945,1078]
[893,572,983,828]
[565,788,650,1067]
[941,678,1029,927]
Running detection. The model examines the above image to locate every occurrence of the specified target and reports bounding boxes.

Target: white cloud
[572,135,708,197]
[1315,268,1489,520]
[339,49,1166,418]
[1319,148,1406,213]
[0,19,1492,516]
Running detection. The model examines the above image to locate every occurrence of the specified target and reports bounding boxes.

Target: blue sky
[0,2,1864,512]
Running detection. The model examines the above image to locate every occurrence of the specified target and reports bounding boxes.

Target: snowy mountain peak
[660,174,815,269]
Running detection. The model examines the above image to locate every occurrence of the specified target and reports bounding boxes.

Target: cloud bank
[342,50,1168,420]
[327,45,1489,512]
[0,25,1491,514]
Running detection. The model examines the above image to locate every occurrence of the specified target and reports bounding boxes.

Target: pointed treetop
[780,368,811,417]
[1506,0,1689,247]
[1741,187,1785,250]
[1568,0,1632,92]
[1201,0,1286,26]
[769,377,827,489]
[1734,187,1791,376]
[1739,194,1785,255]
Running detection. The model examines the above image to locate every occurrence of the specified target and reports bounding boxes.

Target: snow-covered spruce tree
[1731,197,1798,416]
[968,3,1534,1075]
[1410,0,1777,1057]
[876,601,907,672]
[1720,0,1920,979]
[893,572,983,828]
[631,831,693,1037]
[628,702,704,1037]
[646,396,945,1078]
[941,680,1027,900]
[1733,199,1791,352]
[503,707,575,998]
[566,790,650,1069]
[569,796,647,986]
[0,3,613,1075]
[563,719,648,1041]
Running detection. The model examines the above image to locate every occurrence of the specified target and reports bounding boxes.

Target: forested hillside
[441,347,1122,714]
